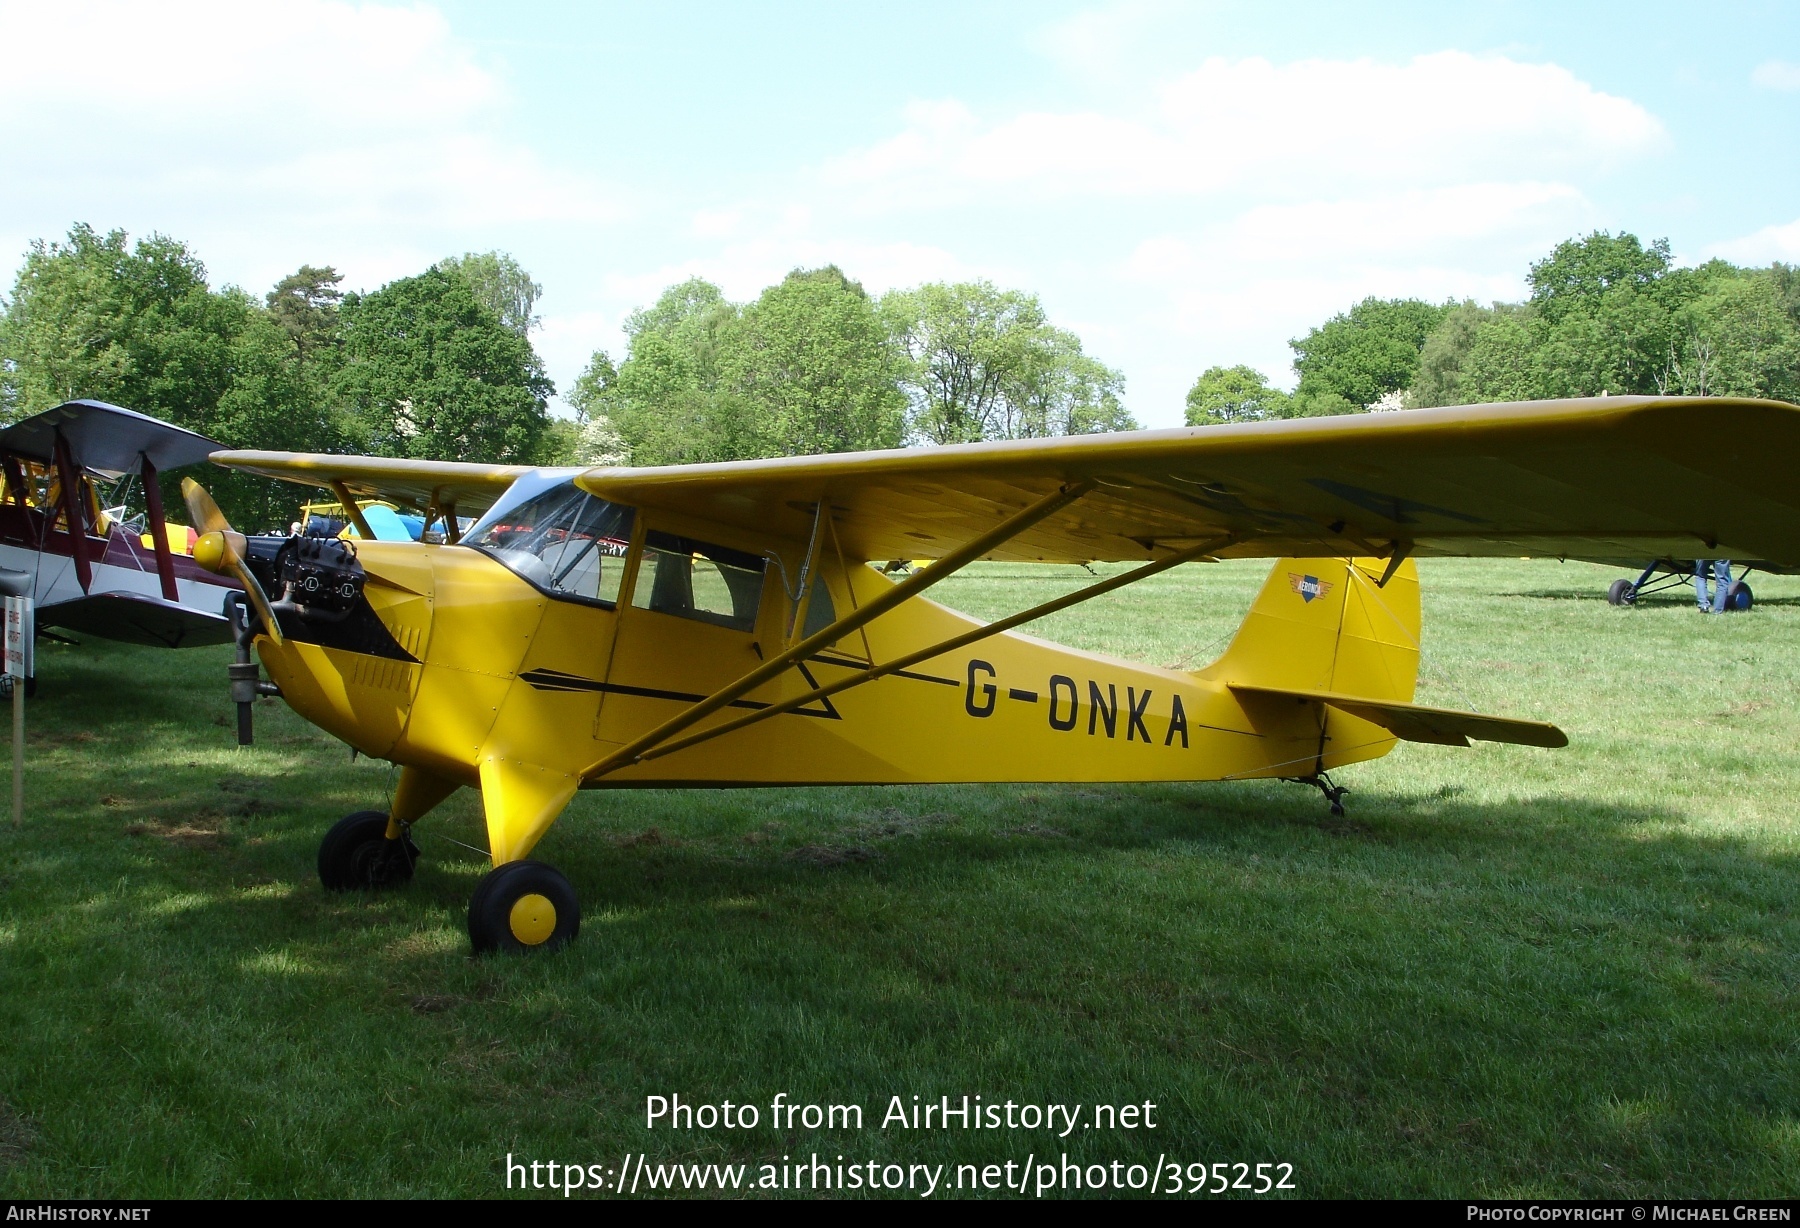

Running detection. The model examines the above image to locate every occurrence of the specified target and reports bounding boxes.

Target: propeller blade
[183,479,286,647]
[228,558,285,647]
[180,477,230,535]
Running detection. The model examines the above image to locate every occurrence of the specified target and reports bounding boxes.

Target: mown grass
[0,557,1795,1198]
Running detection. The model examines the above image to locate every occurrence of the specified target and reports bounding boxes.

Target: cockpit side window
[465,484,635,606]
[631,530,766,632]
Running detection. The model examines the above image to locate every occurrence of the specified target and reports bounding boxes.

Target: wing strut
[330,481,375,540]
[51,430,92,593]
[580,480,1096,780]
[139,454,180,602]
[632,533,1238,767]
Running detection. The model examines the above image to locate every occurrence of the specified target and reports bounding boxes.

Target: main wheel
[1606,578,1636,606]
[318,810,419,891]
[1727,580,1754,612]
[468,860,580,955]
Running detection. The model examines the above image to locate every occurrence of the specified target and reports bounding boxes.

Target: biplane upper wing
[573,396,1800,567]
[0,399,220,474]
[207,452,536,520]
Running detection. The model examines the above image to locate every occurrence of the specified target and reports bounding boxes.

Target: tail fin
[1196,557,1423,774]
[1198,556,1421,700]
[1199,557,1565,773]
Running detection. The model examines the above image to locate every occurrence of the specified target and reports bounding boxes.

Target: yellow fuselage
[257,529,1420,864]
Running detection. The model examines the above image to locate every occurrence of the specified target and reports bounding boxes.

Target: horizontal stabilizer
[1229,684,1568,749]
[38,591,234,649]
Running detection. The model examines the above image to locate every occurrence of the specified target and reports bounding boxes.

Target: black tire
[1606,578,1636,606]
[1727,580,1754,612]
[468,860,580,955]
[317,810,419,891]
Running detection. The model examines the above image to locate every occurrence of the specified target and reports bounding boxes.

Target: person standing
[1695,559,1731,613]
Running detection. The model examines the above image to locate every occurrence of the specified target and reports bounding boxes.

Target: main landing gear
[467,860,581,955]
[315,811,580,955]
[318,810,420,890]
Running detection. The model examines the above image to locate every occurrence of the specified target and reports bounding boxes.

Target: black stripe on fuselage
[519,664,842,720]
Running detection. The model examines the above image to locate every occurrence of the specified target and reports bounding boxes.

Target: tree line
[0,225,1133,527]
[566,268,1134,467]
[1186,231,1800,426]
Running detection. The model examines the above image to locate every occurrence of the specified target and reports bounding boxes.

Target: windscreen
[465,482,635,606]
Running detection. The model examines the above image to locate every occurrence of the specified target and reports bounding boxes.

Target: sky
[2,0,1797,428]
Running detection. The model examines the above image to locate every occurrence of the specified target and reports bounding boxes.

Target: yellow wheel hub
[508,893,557,945]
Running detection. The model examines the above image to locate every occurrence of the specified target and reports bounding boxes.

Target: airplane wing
[0,399,220,474]
[38,591,235,648]
[573,396,1800,567]
[207,452,536,519]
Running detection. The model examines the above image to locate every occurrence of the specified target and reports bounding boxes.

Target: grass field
[0,556,1796,1199]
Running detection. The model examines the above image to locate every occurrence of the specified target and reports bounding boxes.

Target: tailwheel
[468,860,580,955]
[318,810,420,891]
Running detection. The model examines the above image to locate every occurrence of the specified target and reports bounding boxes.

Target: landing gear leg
[1285,772,1349,816]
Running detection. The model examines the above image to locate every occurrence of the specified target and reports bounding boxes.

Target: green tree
[1000,328,1133,437]
[881,280,1133,443]
[603,279,750,466]
[1184,364,1291,425]
[554,351,629,466]
[438,251,542,337]
[1528,231,1672,324]
[723,266,906,455]
[1290,296,1451,412]
[1459,306,1543,403]
[265,265,344,363]
[0,224,339,527]
[333,267,553,464]
[1660,264,1800,401]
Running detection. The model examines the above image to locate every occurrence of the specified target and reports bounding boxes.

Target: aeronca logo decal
[1288,573,1333,603]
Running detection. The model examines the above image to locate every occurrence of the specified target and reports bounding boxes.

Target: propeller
[181,478,285,647]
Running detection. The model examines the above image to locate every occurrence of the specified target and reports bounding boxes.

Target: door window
[632,531,766,632]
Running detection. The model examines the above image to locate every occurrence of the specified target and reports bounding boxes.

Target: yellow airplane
[182,395,1800,955]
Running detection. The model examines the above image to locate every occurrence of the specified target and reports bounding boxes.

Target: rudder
[1197,556,1422,773]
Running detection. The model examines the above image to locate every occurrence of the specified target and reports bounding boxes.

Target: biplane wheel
[468,860,580,955]
[1727,580,1754,611]
[1606,578,1636,606]
[317,810,419,891]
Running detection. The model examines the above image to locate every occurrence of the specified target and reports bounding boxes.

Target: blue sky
[2,1,1797,427]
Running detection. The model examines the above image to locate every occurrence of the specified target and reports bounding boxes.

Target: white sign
[4,596,32,681]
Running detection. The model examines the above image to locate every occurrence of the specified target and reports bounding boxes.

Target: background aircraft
[0,400,239,654]
[187,394,1800,955]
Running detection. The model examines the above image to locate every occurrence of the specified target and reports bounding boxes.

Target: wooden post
[3,595,30,829]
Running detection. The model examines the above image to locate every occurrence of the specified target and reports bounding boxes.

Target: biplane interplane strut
[195,395,1800,954]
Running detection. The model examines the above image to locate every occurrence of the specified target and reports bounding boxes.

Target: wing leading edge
[207,452,535,521]
[572,396,1800,567]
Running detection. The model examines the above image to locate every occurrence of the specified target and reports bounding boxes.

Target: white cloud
[825,52,1664,207]
[1030,0,1173,81]
[1751,60,1800,90]
[0,0,624,295]
[1705,217,1800,264]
